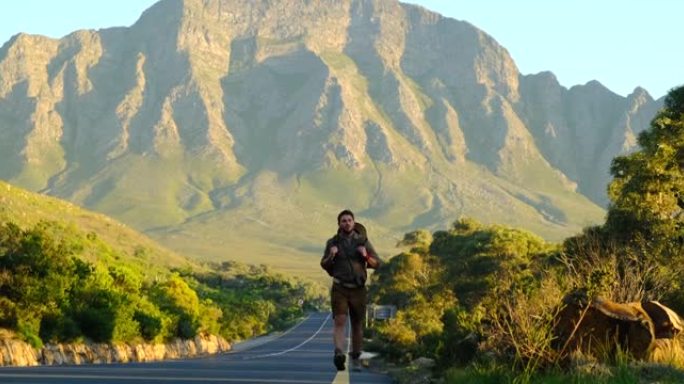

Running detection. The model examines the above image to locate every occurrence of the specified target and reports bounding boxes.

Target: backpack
[350,222,367,241]
[322,222,369,277]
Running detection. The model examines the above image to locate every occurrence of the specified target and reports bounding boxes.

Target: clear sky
[0,0,680,99]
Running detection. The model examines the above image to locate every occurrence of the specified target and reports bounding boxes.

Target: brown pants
[331,283,367,323]
[331,283,366,356]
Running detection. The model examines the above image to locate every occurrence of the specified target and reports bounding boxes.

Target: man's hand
[357,245,368,260]
[359,245,380,268]
[329,245,339,258]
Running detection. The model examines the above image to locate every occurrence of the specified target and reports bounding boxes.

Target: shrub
[39,312,81,343]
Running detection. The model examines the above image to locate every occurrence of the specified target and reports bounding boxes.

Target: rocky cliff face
[519,74,661,205]
[0,332,230,366]
[0,0,664,266]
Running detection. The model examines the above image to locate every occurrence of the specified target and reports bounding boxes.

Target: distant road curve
[0,312,393,384]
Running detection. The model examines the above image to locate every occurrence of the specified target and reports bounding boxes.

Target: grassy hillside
[0,180,197,275]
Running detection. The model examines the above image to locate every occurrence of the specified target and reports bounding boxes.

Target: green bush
[17,319,43,349]
[75,302,116,343]
[133,301,166,342]
[39,312,80,343]
[0,297,18,328]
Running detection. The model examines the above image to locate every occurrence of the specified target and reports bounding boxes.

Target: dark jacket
[321,230,380,287]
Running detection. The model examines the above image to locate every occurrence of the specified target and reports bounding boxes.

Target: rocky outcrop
[0,333,230,367]
[519,75,663,205]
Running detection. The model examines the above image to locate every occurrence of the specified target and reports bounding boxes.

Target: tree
[0,221,81,344]
[606,86,684,259]
[430,219,550,310]
[152,274,202,338]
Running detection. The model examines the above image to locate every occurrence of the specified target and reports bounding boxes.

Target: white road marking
[246,313,331,359]
[230,314,312,354]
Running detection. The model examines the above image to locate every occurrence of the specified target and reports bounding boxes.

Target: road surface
[0,312,394,383]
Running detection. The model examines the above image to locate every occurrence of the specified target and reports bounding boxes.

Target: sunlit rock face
[0,332,231,366]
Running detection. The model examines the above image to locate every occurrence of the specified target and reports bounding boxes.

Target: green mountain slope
[0,180,197,274]
[147,163,604,281]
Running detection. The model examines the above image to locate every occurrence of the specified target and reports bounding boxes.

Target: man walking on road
[320,209,381,371]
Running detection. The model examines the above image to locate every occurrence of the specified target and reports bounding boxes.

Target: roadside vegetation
[0,220,325,348]
[367,86,684,383]
[0,175,326,348]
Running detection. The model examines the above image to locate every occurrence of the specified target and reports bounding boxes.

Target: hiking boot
[350,357,362,372]
[333,349,346,371]
[349,351,362,372]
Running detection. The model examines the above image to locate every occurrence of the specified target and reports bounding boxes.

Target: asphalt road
[0,312,394,384]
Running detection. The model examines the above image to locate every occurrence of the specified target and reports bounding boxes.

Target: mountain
[0,0,663,276]
[519,76,662,206]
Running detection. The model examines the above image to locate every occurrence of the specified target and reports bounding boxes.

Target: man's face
[338,214,355,233]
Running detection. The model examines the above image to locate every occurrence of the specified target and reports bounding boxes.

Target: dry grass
[560,236,668,303]
[0,328,17,340]
[648,338,684,368]
[485,277,565,372]
[483,229,684,377]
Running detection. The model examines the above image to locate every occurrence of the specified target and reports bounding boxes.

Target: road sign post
[371,305,396,320]
[366,304,397,328]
